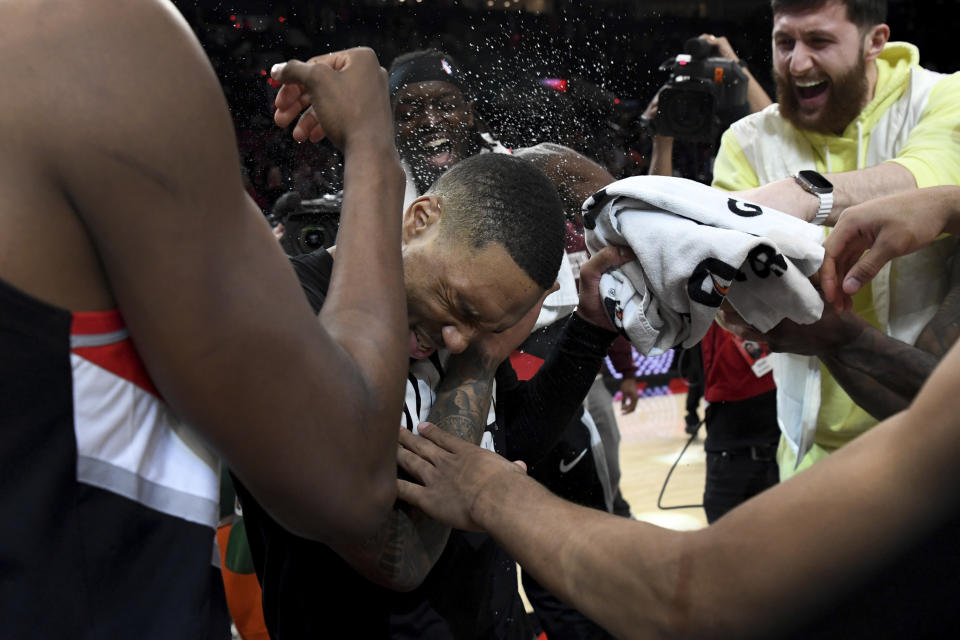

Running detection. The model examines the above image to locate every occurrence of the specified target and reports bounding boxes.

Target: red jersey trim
[70,310,159,396]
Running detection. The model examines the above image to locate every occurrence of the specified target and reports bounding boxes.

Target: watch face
[798,169,833,191]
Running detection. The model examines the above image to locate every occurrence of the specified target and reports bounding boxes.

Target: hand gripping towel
[582,175,825,355]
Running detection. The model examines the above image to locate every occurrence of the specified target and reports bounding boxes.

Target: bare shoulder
[0,0,236,311]
[515,143,613,212]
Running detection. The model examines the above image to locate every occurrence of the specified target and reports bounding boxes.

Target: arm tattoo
[915,249,960,358]
[428,354,499,444]
[823,247,960,420]
[333,352,498,591]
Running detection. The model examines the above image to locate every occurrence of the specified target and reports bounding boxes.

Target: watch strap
[811,191,833,225]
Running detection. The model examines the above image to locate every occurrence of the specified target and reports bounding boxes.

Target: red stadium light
[540,78,568,93]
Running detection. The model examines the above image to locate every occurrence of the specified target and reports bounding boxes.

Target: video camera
[652,37,749,142]
[271,191,342,256]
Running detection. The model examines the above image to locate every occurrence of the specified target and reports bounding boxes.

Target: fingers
[399,424,441,457]
[292,107,325,144]
[269,50,360,141]
[396,478,426,508]
[577,245,636,330]
[580,245,635,281]
[397,444,434,484]
[397,425,451,484]
[273,82,309,128]
[841,247,891,297]
[414,421,468,453]
[271,59,335,125]
[717,306,765,342]
[821,220,879,305]
[818,253,842,308]
[272,52,350,133]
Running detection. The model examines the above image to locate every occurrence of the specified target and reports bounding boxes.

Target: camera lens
[658,87,715,141]
[298,223,336,254]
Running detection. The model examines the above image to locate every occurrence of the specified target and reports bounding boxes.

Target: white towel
[582,175,825,355]
[534,250,579,331]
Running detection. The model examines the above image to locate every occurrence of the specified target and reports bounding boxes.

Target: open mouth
[422,137,456,168]
[409,327,439,360]
[794,78,829,104]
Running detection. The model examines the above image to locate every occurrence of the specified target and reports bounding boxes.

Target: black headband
[389,54,470,98]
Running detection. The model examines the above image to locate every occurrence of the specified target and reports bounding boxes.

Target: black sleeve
[289,249,334,314]
[497,313,618,464]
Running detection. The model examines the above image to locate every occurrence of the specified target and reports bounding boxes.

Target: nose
[441,324,477,355]
[422,106,443,127]
[789,42,814,76]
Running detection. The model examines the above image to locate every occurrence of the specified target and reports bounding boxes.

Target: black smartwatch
[794,169,834,225]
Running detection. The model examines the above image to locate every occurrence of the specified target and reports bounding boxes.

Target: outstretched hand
[576,246,637,330]
[271,47,393,150]
[821,187,959,311]
[717,298,866,357]
[396,424,526,532]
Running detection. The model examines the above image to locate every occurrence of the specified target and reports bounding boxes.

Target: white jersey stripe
[71,354,219,527]
[77,456,218,527]
[70,329,129,348]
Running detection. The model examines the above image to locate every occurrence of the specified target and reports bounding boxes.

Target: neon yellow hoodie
[712,42,960,478]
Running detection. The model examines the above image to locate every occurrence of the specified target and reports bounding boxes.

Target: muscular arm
[742,245,960,420]
[332,350,498,591]
[329,288,555,589]
[339,319,614,590]
[827,246,960,418]
[824,161,919,224]
[818,324,939,419]
[497,313,618,463]
[39,1,405,542]
[400,335,960,638]
[735,153,921,225]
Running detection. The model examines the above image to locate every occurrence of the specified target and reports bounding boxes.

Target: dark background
[171,0,958,207]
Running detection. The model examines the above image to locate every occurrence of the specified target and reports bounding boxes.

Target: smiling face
[400,195,542,359]
[772,0,887,134]
[393,81,476,193]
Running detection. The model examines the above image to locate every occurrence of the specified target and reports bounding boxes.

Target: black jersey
[0,276,228,638]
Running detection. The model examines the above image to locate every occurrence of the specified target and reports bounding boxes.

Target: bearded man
[711,0,960,478]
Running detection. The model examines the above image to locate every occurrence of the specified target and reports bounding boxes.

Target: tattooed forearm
[826,250,960,420]
[831,326,939,401]
[333,350,500,591]
[915,254,960,358]
[429,372,496,444]
[333,501,451,592]
[821,348,913,421]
